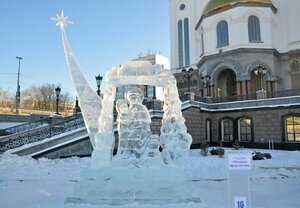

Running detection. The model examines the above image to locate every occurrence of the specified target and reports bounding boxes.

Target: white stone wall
[169,0,209,69]
[199,7,275,56]
[169,0,300,69]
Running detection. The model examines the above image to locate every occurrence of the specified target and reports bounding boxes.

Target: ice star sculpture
[51,10,73,29]
[53,11,192,169]
[55,11,199,205]
[52,11,101,148]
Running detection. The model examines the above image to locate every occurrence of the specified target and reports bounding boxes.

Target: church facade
[168,0,300,148]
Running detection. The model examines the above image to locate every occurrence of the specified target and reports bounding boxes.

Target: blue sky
[0,0,170,98]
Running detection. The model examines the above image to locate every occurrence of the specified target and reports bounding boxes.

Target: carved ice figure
[160,84,192,166]
[115,87,161,168]
[54,10,192,169]
[116,87,152,167]
[115,98,132,161]
[116,99,130,131]
[91,85,116,168]
[55,12,200,205]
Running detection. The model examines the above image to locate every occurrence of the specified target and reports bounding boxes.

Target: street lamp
[55,86,61,114]
[201,74,211,96]
[15,56,22,115]
[95,74,103,96]
[254,66,266,90]
[182,67,194,92]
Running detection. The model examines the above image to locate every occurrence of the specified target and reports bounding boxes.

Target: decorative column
[241,81,247,96]
[210,85,215,98]
[203,86,207,97]
[246,81,251,95]
[271,81,276,92]
[266,81,272,95]
[236,81,241,96]
[207,85,211,97]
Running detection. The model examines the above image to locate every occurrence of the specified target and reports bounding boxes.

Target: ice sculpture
[53,11,200,205]
[51,11,101,147]
[115,87,163,169]
[116,87,152,166]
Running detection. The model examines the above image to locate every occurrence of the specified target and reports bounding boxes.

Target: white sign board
[234,196,247,208]
[227,151,252,208]
[228,153,251,170]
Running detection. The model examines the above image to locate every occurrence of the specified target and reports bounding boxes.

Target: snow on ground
[0,122,24,129]
[0,149,300,208]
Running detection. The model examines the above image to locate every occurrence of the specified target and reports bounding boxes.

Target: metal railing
[210,94,257,103]
[181,89,300,104]
[1,117,52,135]
[267,89,300,99]
[0,115,85,153]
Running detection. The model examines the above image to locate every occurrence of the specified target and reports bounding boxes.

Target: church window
[206,119,212,142]
[248,15,261,42]
[238,117,252,142]
[184,18,190,66]
[221,118,233,141]
[180,4,185,11]
[201,27,204,55]
[291,60,300,72]
[178,20,184,67]
[285,116,300,142]
[217,20,229,47]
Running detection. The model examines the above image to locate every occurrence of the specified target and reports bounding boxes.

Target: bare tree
[0,87,14,108]
[20,84,73,111]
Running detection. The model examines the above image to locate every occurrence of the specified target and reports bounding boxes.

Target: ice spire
[52,11,101,148]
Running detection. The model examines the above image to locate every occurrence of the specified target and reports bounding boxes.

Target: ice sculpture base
[65,166,201,206]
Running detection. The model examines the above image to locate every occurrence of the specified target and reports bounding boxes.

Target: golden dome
[203,0,275,16]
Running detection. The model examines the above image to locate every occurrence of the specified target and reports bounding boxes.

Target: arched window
[200,26,204,54]
[291,60,300,72]
[201,29,204,54]
[248,15,261,42]
[238,117,253,141]
[221,118,233,141]
[285,116,300,142]
[184,18,190,66]
[217,20,229,47]
[179,4,185,11]
[178,20,184,68]
[206,119,212,142]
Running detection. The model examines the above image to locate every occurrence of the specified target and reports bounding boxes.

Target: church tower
[170,0,300,95]
[169,0,209,70]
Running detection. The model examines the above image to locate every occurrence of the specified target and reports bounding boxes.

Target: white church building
[170,0,300,97]
[168,0,300,148]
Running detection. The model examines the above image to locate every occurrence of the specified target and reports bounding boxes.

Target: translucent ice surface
[54,12,197,205]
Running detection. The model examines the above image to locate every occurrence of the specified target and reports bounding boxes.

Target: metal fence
[1,117,52,135]
[0,115,85,153]
[181,89,300,103]
[267,89,300,99]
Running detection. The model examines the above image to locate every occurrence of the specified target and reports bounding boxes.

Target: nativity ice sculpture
[89,61,193,170]
[53,11,199,205]
[116,88,153,167]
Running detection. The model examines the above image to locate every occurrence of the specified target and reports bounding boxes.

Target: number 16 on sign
[234,196,246,208]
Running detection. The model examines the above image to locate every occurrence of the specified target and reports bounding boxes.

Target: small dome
[203,0,274,16]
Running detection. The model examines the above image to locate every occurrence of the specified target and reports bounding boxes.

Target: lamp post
[182,67,194,92]
[201,74,211,96]
[254,66,266,90]
[15,56,22,115]
[55,86,61,114]
[95,74,103,96]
